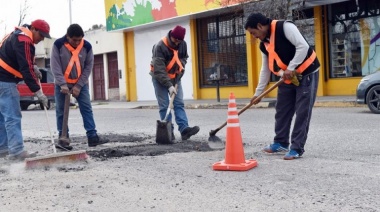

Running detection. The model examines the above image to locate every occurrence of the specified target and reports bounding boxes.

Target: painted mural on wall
[360,16,380,76]
[104,0,241,31]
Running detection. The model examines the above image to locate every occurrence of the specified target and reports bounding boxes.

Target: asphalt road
[1,106,379,212]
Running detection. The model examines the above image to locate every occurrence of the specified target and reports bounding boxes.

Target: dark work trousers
[274,70,319,155]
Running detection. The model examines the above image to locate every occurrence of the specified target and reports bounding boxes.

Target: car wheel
[366,85,380,114]
[20,102,30,111]
[40,100,51,110]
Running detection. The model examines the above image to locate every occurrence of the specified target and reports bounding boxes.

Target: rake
[208,79,284,142]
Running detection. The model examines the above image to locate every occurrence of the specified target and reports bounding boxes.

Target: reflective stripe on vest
[0,27,34,78]
[264,20,317,84]
[63,39,84,84]
[151,37,183,79]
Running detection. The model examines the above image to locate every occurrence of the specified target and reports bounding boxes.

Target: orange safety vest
[151,37,183,79]
[63,39,84,83]
[0,27,34,79]
[264,20,317,84]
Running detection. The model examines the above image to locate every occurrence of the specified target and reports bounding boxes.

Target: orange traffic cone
[212,92,258,171]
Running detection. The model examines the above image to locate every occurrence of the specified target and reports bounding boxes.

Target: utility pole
[69,0,72,24]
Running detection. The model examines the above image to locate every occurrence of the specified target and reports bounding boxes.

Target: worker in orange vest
[0,19,51,160]
[245,13,320,160]
[150,25,200,142]
[50,24,109,150]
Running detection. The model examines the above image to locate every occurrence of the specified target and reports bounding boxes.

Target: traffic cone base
[212,159,258,171]
[212,92,258,171]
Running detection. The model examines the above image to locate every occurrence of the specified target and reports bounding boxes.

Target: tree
[17,0,30,26]
[218,0,314,45]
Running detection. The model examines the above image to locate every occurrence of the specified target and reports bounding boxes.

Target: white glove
[168,86,177,96]
[278,70,284,77]
[35,90,49,108]
[60,84,70,94]
[33,65,42,80]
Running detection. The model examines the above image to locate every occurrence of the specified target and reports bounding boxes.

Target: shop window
[328,0,380,78]
[197,13,247,88]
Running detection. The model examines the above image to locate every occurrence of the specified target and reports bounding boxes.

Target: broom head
[25,150,88,169]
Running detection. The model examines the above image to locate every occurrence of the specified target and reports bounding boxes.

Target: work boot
[88,135,109,147]
[0,152,8,158]
[181,126,200,141]
[7,151,37,161]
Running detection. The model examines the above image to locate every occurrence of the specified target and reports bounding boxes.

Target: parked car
[17,68,55,110]
[356,71,380,114]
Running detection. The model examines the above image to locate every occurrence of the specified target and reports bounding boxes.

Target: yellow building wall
[315,6,361,96]
[190,19,200,100]
[326,78,361,95]
[124,31,137,101]
[314,6,326,96]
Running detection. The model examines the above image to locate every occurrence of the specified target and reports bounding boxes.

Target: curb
[313,101,364,107]
[91,98,364,110]
[136,101,363,109]
[136,101,273,109]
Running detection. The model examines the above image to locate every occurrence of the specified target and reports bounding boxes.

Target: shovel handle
[163,84,178,121]
[238,78,284,115]
[209,78,284,136]
[61,93,71,138]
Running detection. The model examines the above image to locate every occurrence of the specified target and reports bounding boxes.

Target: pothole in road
[87,140,215,161]
[86,133,216,161]
[26,133,218,161]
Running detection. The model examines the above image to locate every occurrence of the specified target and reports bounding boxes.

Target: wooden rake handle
[210,79,284,135]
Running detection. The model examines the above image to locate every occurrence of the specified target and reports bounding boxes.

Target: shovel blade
[156,120,173,144]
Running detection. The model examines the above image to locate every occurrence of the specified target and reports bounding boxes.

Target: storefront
[104,0,380,101]
[324,0,380,95]
[328,0,380,78]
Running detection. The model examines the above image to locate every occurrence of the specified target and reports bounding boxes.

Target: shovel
[156,84,178,144]
[208,78,284,142]
[56,93,73,151]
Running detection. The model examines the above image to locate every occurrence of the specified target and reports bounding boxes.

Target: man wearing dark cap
[150,25,200,143]
[0,19,51,160]
[51,24,109,150]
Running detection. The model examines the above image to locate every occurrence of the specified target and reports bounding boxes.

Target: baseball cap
[31,19,51,39]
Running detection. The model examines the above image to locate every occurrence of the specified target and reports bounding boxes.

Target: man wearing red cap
[0,19,51,160]
[150,25,200,142]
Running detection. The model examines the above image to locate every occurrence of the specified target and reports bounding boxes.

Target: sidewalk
[90,95,361,109]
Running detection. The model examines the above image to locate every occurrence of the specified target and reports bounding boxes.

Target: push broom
[25,87,88,169]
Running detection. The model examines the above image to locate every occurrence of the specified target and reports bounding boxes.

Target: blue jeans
[0,81,24,156]
[55,84,97,138]
[152,78,189,133]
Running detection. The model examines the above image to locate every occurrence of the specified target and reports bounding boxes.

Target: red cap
[170,25,186,40]
[31,19,51,39]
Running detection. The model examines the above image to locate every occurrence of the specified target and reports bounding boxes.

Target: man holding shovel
[0,19,50,160]
[150,25,200,142]
[51,24,108,150]
[244,13,320,160]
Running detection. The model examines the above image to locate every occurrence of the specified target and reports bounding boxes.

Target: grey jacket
[50,35,94,88]
[150,30,188,88]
